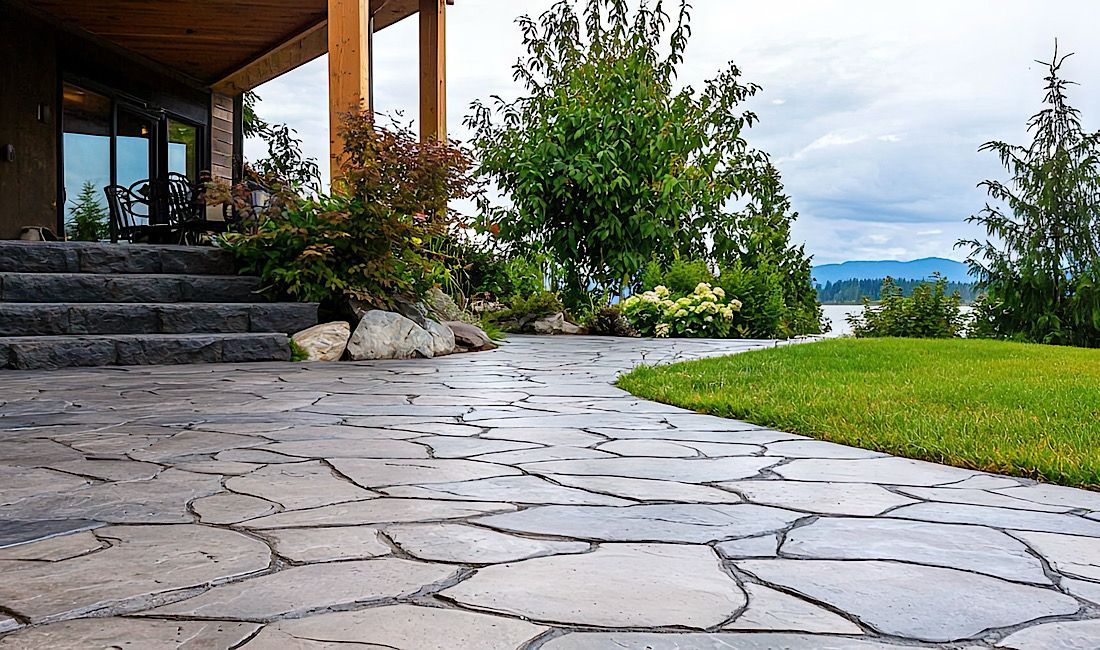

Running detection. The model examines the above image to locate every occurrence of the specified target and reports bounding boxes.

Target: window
[168,119,199,181]
[61,83,111,233]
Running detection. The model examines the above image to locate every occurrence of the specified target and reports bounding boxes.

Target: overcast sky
[248,0,1100,265]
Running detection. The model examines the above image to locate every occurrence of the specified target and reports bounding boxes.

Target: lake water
[821,305,863,337]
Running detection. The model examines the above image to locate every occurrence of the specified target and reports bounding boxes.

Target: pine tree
[66,181,108,242]
[961,45,1100,347]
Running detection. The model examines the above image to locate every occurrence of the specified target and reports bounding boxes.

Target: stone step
[0,333,291,370]
[0,240,236,275]
[0,273,264,303]
[0,303,317,337]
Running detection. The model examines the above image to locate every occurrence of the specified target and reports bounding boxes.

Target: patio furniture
[104,175,228,245]
[103,182,174,244]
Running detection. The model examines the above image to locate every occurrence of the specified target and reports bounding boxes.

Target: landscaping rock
[426,287,475,323]
[532,312,582,334]
[446,321,496,352]
[424,319,456,356]
[347,310,434,360]
[292,322,351,361]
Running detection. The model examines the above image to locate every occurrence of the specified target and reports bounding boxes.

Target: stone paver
[1,335,1097,647]
[441,543,745,628]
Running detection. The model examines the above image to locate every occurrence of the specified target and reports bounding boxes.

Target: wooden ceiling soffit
[214,0,453,93]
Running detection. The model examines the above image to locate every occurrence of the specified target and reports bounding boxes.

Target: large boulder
[446,321,496,352]
[347,311,435,360]
[292,322,351,362]
[424,319,456,356]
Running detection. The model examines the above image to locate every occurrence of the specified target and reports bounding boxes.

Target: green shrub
[221,113,473,310]
[847,276,967,339]
[489,291,567,333]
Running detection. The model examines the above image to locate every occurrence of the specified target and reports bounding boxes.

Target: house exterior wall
[0,5,58,240]
[0,3,219,239]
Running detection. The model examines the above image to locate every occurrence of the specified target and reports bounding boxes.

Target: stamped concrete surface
[0,336,1098,649]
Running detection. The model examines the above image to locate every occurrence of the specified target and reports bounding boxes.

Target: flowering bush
[621,284,742,339]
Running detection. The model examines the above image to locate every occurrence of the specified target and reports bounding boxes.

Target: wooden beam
[328,0,372,172]
[419,0,447,142]
[212,20,328,94]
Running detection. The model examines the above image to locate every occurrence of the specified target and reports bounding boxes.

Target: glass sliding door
[59,81,205,238]
[61,83,111,239]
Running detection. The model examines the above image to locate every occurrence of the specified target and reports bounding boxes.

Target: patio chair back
[103,184,151,243]
[166,172,203,226]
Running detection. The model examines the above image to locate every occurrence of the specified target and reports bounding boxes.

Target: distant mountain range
[812,257,972,285]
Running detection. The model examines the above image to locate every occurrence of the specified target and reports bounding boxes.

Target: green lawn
[618,338,1100,489]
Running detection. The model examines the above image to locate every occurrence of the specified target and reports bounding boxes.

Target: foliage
[439,234,548,306]
[959,47,1100,348]
[639,256,823,338]
[66,181,108,242]
[619,338,1100,489]
[489,290,566,333]
[847,276,967,339]
[467,0,819,315]
[817,277,979,305]
[288,338,310,362]
[243,91,321,194]
[621,283,741,338]
[477,315,508,342]
[585,306,638,337]
[220,113,474,309]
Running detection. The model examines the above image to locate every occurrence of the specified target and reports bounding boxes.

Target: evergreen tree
[66,181,108,242]
[960,46,1100,347]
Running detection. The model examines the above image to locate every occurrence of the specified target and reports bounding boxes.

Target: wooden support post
[328,0,371,172]
[419,0,447,142]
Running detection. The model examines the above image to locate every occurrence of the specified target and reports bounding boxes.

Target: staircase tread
[0,272,255,280]
[0,333,288,341]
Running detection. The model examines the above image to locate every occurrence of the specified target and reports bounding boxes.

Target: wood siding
[0,5,58,239]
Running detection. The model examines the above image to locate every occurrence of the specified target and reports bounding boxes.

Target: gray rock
[722,480,916,516]
[242,498,516,529]
[775,457,978,486]
[738,559,1079,642]
[782,517,1050,583]
[0,618,259,649]
[889,502,1100,536]
[521,456,779,483]
[347,310,435,360]
[424,319,456,356]
[262,526,391,562]
[441,544,745,628]
[247,604,546,650]
[0,525,269,622]
[996,620,1100,650]
[715,534,779,558]
[446,321,495,351]
[383,475,633,506]
[533,312,568,335]
[476,503,804,543]
[291,321,350,361]
[541,633,909,649]
[1012,530,1100,581]
[725,583,863,634]
[387,522,589,563]
[149,558,456,620]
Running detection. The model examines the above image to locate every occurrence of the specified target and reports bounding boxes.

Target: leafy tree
[959,46,1100,347]
[467,0,799,310]
[243,91,321,194]
[66,181,108,242]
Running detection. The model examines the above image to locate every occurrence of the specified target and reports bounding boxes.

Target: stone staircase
[0,241,318,370]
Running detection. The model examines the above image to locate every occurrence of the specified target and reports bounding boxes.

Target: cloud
[250,0,1100,264]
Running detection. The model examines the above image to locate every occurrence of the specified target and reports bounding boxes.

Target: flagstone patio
[0,335,1098,648]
